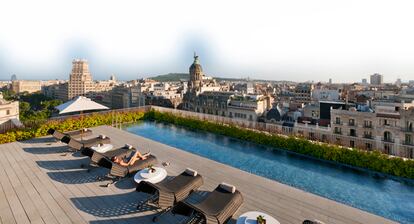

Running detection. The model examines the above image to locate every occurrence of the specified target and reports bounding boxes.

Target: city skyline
[1,0,414,82]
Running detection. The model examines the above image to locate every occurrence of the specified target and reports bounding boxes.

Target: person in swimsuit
[111,150,149,167]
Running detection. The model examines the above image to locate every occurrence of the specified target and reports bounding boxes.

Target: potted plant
[147,164,156,173]
[257,215,266,224]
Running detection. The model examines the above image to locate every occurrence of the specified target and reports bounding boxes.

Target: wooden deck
[0,125,396,224]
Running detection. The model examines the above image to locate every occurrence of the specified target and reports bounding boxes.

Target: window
[384,119,389,126]
[365,143,372,150]
[407,122,413,132]
[334,127,342,134]
[349,119,355,126]
[6,110,10,115]
[335,117,341,124]
[350,129,357,137]
[364,131,372,139]
[383,131,392,142]
[350,140,355,148]
[405,134,412,145]
[364,120,372,128]
[384,144,391,154]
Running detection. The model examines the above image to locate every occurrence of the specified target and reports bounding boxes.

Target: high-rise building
[370,73,383,85]
[395,78,402,86]
[11,74,17,81]
[362,78,367,85]
[68,59,94,99]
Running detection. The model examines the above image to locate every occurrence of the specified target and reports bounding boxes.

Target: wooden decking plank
[14,141,86,224]
[0,179,16,224]
[19,142,94,224]
[7,143,61,224]
[2,145,50,224]
[0,144,30,224]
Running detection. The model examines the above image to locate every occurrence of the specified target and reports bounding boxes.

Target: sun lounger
[172,183,243,224]
[48,128,93,141]
[61,134,111,151]
[81,144,135,164]
[97,154,158,186]
[136,168,204,222]
[303,220,325,224]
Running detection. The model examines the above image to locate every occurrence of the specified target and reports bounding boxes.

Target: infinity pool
[124,121,414,223]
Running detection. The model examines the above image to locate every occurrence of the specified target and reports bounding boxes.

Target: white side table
[237,211,280,224]
[91,144,113,153]
[134,167,167,184]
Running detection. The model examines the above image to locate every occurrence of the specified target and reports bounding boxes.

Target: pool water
[124,121,414,223]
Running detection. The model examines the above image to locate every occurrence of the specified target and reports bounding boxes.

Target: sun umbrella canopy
[55,96,109,114]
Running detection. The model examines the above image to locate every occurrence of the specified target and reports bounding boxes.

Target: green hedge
[145,110,414,179]
[0,111,145,144]
[1,109,413,179]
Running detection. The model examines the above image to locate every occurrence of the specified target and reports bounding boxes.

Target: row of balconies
[333,131,402,143]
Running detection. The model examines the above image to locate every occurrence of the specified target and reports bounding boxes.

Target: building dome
[189,54,203,73]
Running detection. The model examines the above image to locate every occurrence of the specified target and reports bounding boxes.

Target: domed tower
[189,53,204,90]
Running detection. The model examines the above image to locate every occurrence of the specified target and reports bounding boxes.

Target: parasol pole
[80,110,84,141]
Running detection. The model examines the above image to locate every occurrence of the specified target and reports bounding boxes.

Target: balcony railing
[363,135,374,139]
[403,141,413,146]
[349,133,357,137]
[334,131,342,135]
[382,138,395,143]
[348,122,355,126]
[403,127,413,132]
[335,121,342,125]
[363,124,373,128]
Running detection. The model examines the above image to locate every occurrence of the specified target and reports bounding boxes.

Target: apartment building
[0,93,21,133]
[330,102,414,158]
[294,83,314,104]
[11,80,42,93]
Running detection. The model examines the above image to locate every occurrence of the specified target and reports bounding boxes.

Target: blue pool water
[124,121,414,223]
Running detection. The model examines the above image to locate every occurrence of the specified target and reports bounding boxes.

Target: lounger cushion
[185,168,198,177]
[219,183,236,194]
[110,155,158,177]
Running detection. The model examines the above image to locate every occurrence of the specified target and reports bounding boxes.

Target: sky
[1,0,414,83]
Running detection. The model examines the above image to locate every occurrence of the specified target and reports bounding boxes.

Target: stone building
[0,93,21,133]
[182,54,271,121]
[330,102,414,157]
[294,83,314,104]
[11,80,42,94]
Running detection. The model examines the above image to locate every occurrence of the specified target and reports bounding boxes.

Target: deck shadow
[23,145,70,154]
[20,136,56,144]
[71,191,157,217]
[36,157,90,171]
[47,168,108,184]
[113,177,136,189]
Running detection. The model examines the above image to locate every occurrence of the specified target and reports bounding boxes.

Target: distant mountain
[149,73,292,83]
[150,73,189,81]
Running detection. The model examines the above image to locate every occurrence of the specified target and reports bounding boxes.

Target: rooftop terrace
[0,125,396,224]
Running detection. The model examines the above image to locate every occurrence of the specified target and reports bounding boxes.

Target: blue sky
[1,0,414,82]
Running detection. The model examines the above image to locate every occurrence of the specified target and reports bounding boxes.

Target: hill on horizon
[149,73,189,81]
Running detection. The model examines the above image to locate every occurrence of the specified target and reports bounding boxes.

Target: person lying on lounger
[111,150,150,167]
